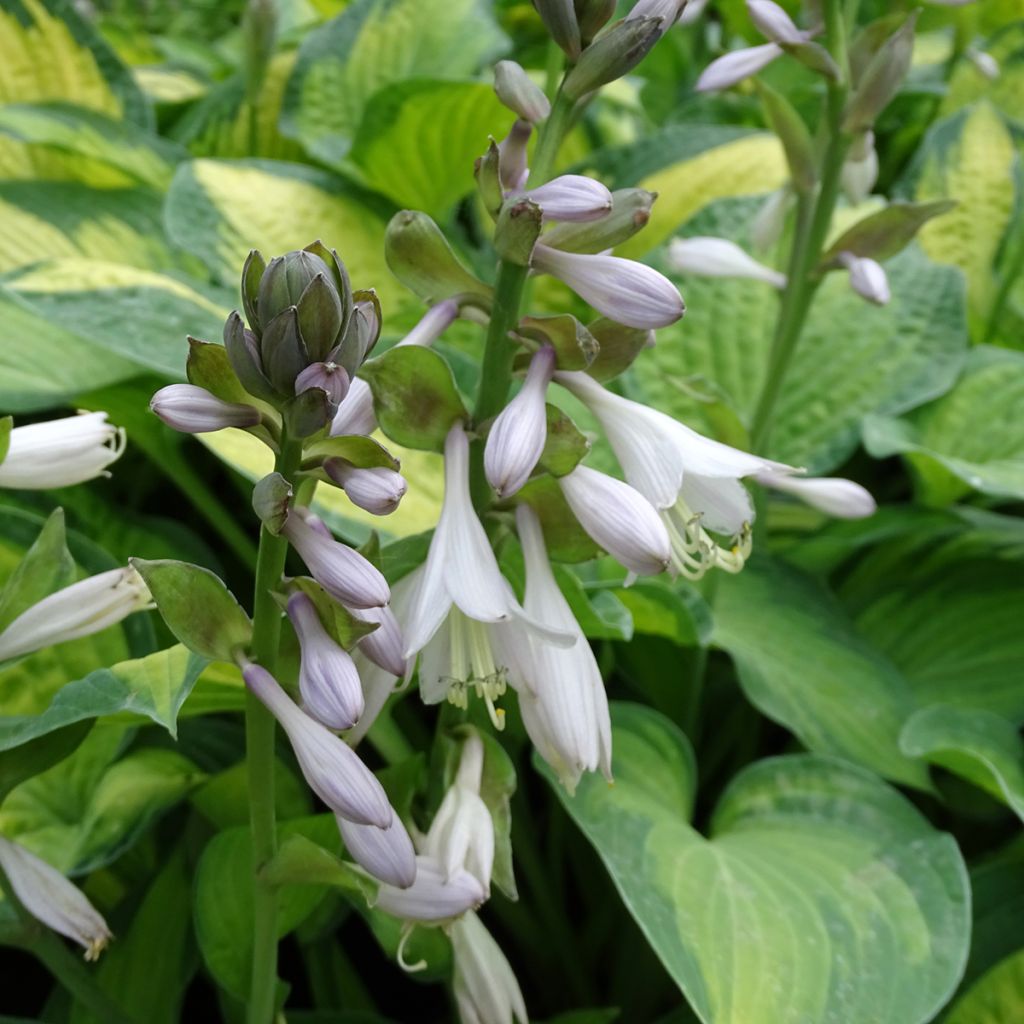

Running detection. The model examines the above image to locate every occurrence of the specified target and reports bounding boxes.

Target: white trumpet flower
[403,424,572,727]
[509,505,612,793]
[451,911,529,1024]
[838,252,890,305]
[0,838,112,960]
[0,567,151,663]
[531,244,684,329]
[668,236,787,288]
[0,412,125,490]
[755,471,877,519]
[484,345,555,497]
[557,371,794,579]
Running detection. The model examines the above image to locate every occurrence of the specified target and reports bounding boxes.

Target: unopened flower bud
[338,813,417,888]
[756,471,877,519]
[515,174,612,222]
[224,311,275,399]
[287,592,365,730]
[494,61,551,123]
[843,13,917,133]
[841,131,878,204]
[696,42,782,92]
[558,464,671,576]
[838,252,890,305]
[348,603,407,677]
[485,346,555,497]
[668,236,787,288]
[0,838,112,960]
[532,0,582,61]
[295,362,350,410]
[746,0,804,45]
[542,187,656,254]
[333,293,382,376]
[532,244,684,329]
[151,384,261,433]
[497,120,532,192]
[324,461,408,516]
[576,0,616,44]
[563,15,664,100]
[967,47,999,81]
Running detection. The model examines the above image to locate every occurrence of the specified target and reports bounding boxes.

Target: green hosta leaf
[819,199,957,266]
[636,200,968,473]
[541,703,970,1024]
[911,103,1018,338]
[3,259,228,378]
[0,102,181,188]
[613,577,712,646]
[349,80,514,218]
[360,346,467,452]
[945,950,1024,1024]
[131,560,252,663]
[0,508,73,633]
[280,0,506,166]
[305,434,401,471]
[964,847,1024,997]
[713,556,928,788]
[165,158,396,312]
[900,705,1024,821]
[0,721,91,805]
[863,346,1024,504]
[0,645,207,750]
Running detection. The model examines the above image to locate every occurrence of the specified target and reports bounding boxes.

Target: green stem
[529,85,574,188]
[246,430,304,1024]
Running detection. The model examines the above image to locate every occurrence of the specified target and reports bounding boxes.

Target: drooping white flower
[242,660,393,828]
[514,175,612,222]
[338,812,417,889]
[838,252,890,305]
[696,42,783,91]
[325,460,407,516]
[508,505,612,793]
[281,507,390,609]
[755,471,877,519]
[0,412,125,490]
[151,384,261,433]
[531,244,684,329]
[668,236,787,288]
[558,464,671,577]
[0,838,112,960]
[484,345,555,498]
[403,423,572,725]
[374,855,487,923]
[0,567,151,663]
[557,370,794,578]
[451,911,528,1024]
[287,591,365,730]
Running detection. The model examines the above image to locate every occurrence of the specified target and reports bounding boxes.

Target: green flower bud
[224,310,275,400]
[575,0,616,46]
[533,0,581,61]
[257,249,334,331]
[241,249,265,333]
[563,16,663,101]
[296,272,344,363]
[475,139,504,219]
[261,306,309,395]
[541,188,656,253]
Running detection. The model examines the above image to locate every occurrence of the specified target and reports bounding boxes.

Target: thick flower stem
[246,430,304,1024]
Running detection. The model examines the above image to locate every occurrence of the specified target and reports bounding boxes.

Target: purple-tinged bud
[282,507,390,609]
[150,384,260,433]
[515,174,612,222]
[348,603,407,677]
[295,361,350,410]
[696,42,783,92]
[373,855,487,923]
[668,236,787,289]
[338,813,417,888]
[531,244,684,329]
[242,660,392,826]
[287,592,365,730]
[325,461,408,516]
[747,0,804,45]
[497,119,532,192]
[756,471,877,519]
[485,346,555,497]
[494,60,551,124]
[558,464,671,576]
[838,252,890,305]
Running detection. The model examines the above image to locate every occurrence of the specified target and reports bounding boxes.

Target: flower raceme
[0,412,125,490]
[0,567,151,663]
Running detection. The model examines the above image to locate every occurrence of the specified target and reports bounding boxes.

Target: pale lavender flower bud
[558,465,671,576]
[747,0,804,44]
[325,461,408,516]
[294,362,350,409]
[0,838,112,960]
[338,812,417,888]
[281,507,390,609]
[348,603,407,678]
[838,252,891,305]
[531,244,684,329]
[287,592,365,730]
[0,412,125,490]
[515,175,612,222]
[151,384,260,433]
[484,345,555,498]
[242,660,392,827]
[330,377,377,437]
[494,60,551,123]
[756,471,877,519]
[0,567,150,663]
[374,855,487,922]
[668,236,787,288]
[497,119,532,192]
[696,42,783,92]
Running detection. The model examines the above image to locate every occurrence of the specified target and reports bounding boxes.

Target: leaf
[164,158,396,312]
[0,416,8,462]
[911,103,1019,338]
[713,556,928,788]
[517,314,598,372]
[131,559,252,663]
[613,578,712,646]
[538,405,590,478]
[945,949,1024,1024]
[820,200,957,266]
[289,578,380,650]
[542,703,970,1024]
[3,259,229,378]
[305,434,400,472]
[0,645,207,751]
[262,833,376,902]
[900,705,1024,822]
[863,346,1024,504]
[252,473,293,536]
[584,318,652,382]
[0,508,74,633]
[0,721,91,805]
[280,0,506,166]
[360,346,467,452]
